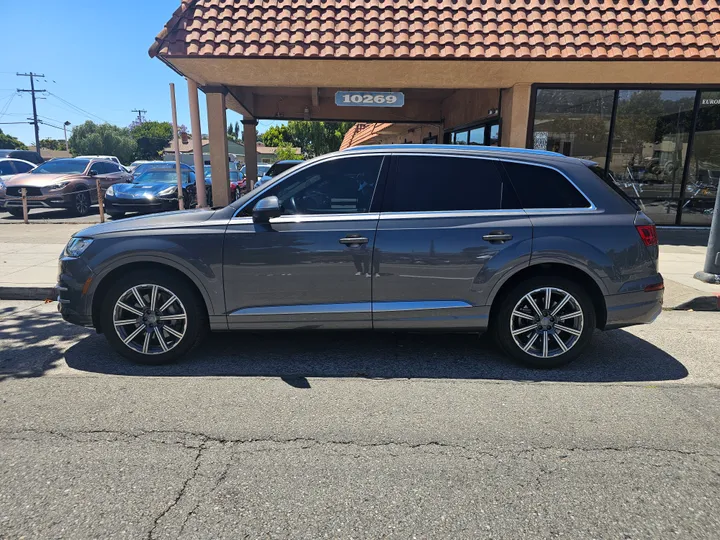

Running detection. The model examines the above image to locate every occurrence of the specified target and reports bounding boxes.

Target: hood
[4,172,81,187]
[112,181,190,198]
[75,208,217,237]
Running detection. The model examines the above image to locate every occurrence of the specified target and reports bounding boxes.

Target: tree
[0,129,27,150]
[69,121,136,163]
[234,121,241,140]
[261,125,292,147]
[39,138,66,151]
[130,121,173,160]
[274,142,299,161]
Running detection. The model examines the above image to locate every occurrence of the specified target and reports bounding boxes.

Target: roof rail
[341,144,565,158]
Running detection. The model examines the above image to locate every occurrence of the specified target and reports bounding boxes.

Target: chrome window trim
[232,152,388,219]
[270,213,380,224]
[379,210,527,220]
[388,152,597,212]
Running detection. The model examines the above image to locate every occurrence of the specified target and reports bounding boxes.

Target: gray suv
[57,145,663,368]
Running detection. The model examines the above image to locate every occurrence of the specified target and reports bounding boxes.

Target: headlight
[64,237,94,257]
[106,185,115,197]
[0,181,5,190]
[48,181,71,191]
[157,186,177,197]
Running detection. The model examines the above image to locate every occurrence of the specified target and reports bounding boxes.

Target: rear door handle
[339,236,368,245]
[482,232,513,243]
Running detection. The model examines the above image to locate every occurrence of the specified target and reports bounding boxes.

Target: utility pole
[131,109,147,124]
[17,73,45,154]
[63,121,71,153]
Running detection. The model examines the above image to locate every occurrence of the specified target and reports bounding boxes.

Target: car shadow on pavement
[0,306,690,384]
[60,326,690,384]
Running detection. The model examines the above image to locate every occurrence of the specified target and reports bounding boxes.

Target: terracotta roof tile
[150,0,720,60]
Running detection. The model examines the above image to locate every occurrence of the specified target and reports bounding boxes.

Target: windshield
[258,165,271,176]
[134,170,195,184]
[133,163,180,176]
[266,161,301,178]
[32,159,89,174]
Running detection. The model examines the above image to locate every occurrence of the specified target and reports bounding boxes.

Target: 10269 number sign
[335,91,405,108]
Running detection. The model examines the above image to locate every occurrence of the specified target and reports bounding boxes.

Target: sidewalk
[0,223,718,310]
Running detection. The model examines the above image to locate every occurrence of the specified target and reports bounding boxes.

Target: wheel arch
[91,260,211,333]
[488,263,607,330]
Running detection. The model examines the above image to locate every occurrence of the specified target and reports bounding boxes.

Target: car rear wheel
[493,276,596,368]
[100,270,208,365]
[70,188,91,216]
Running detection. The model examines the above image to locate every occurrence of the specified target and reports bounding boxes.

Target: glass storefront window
[454,131,468,145]
[532,89,614,167]
[489,124,500,146]
[682,91,720,226]
[469,127,485,145]
[609,90,695,225]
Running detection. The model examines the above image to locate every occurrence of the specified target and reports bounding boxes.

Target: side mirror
[89,169,98,177]
[252,196,282,223]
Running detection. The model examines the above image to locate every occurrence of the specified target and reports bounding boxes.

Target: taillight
[636,224,658,247]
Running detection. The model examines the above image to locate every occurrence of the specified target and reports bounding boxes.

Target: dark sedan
[103,169,201,218]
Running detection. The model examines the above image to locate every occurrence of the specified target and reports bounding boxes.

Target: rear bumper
[604,288,664,330]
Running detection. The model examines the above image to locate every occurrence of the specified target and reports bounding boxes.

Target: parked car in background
[239,164,271,188]
[57,145,662,367]
[104,167,203,219]
[0,149,44,165]
[255,159,303,188]
[131,161,193,180]
[77,155,122,166]
[205,169,246,200]
[128,160,153,173]
[0,158,131,217]
[0,158,35,180]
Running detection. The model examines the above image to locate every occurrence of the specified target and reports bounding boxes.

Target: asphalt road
[1,301,719,539]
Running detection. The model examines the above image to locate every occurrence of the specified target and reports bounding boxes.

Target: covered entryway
[149,0,720,210]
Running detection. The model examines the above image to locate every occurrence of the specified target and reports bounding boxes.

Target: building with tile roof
[151,0,720,225]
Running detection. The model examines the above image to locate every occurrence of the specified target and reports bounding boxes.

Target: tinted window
[502,162,590,209]
[385,156,511,212]
[91,162,109,175]
[266,161,301,178]
[260,156,383,216]
[103,162,121,173]
[13,161,33,173]
[0,161,16,175]
[32,159,89,174]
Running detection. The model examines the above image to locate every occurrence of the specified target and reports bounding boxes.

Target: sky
[1,0,283,146]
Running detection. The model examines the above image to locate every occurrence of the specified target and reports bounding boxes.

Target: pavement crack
[147,442,205,540]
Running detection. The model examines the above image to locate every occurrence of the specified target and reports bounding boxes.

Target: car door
[371,153,533,330]
[222,154,387,329]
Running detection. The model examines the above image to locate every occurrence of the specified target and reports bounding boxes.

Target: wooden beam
[311,87,319,107]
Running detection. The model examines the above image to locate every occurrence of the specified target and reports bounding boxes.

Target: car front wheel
[70,188,91,216]
[100,270,207,364]
[493,277,596,368]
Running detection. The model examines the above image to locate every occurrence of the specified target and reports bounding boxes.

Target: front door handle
[339,236,368,245]
[482,232,513,243]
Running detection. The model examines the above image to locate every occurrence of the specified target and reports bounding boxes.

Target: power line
[131,109,147,124]
[46,92,109,124]
[17,72,45,152]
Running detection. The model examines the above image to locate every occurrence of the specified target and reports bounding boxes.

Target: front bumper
[0,192,76,209]
[57,256,95,328]
[104,196,178,214]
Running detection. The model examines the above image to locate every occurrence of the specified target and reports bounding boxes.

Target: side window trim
[232,153,389,219]
[499,158,597,211]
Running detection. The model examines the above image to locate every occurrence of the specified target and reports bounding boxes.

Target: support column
[500,83,532,148]
[205,89,231,207]
[243,118,258,190]
[188,79,207,208]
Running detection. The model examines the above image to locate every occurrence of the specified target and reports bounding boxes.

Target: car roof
[274,160,303,164]
[0,157,35,165]
[340,144,593,167]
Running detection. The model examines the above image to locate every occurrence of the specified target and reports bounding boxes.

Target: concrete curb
[0,287,56,301]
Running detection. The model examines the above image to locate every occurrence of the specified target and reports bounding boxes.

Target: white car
[0,158,35,181]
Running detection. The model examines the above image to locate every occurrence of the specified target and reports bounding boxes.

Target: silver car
[57,145,663,368]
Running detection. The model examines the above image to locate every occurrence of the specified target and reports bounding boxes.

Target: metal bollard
[694,187,720,284]
[21,187,29,224]
[95,179,105,223]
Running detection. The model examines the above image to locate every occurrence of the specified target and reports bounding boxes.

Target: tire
[99,269,208,365]
[70,188,91,216]
[7,208,24,218]
[492,276,596,368]
[108,211,125,220]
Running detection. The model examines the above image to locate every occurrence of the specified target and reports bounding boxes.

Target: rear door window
[501,161,591,209]
[13,161,34,173]
[384,155,518,212]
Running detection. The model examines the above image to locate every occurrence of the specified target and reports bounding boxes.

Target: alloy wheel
[509,287,584,359]
[75,191,89,214]
[112,284,187,355]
